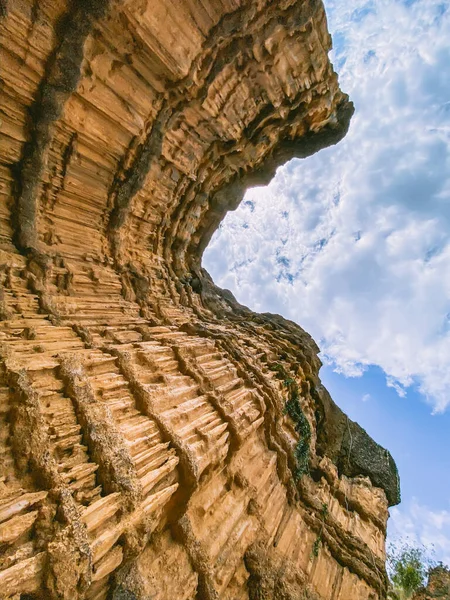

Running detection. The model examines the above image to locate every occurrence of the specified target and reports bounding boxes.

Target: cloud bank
[204,0,450,412]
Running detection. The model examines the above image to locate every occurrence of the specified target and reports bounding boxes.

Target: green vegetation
[312,536,321,558]
[282,374,311,481]
[269,361,288,378]
[285,395,311,480]
[268,360,312,481]
[387,542,435,599]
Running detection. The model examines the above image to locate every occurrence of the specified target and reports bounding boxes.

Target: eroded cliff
[0,1,399,598]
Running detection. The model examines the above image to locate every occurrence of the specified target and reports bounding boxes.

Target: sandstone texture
[0,1,400,599]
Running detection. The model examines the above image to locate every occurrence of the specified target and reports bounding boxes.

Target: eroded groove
[59,353,142,508]
[13,0,114,253]
[107,346,199,512]
[3,363,94,599]
[108,105,172,258]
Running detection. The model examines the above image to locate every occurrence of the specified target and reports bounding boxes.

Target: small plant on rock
[284,377,311,480]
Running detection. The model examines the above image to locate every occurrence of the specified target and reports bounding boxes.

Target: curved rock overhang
[0,1,399,599]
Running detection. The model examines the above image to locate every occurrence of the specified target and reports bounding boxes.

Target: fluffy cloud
[204,0,450,412]
[389,500,450,566]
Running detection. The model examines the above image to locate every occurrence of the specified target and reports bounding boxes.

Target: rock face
[0,1,400,599]
[413,566,450,600]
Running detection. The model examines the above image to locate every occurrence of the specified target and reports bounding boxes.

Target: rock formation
[0,0,400,598]
[412,566,450,600]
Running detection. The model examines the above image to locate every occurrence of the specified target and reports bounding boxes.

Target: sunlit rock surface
[413,565,450,600]
[0,0,399,598]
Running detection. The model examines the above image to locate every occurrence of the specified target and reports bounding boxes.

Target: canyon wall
[0,0,400,598]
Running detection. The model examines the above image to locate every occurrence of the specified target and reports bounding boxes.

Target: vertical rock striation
[0,1,399,598]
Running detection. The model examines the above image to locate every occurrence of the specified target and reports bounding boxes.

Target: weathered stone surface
[0,0,399,598]
[413,566,450,599]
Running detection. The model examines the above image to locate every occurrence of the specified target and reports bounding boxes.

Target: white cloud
[204,0,450,412]
[389,499,450,566]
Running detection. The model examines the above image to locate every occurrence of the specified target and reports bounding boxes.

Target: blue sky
[204,0,450,564]
[321,365,450,563]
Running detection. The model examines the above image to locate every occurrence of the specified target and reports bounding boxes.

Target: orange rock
[0,0,399,598]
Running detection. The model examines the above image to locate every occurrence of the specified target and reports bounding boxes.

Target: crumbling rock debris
[0,0,399,598]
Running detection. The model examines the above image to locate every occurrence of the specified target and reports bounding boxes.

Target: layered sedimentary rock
[0,1,400,598]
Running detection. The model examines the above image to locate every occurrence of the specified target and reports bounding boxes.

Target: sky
[203,0,450,565]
